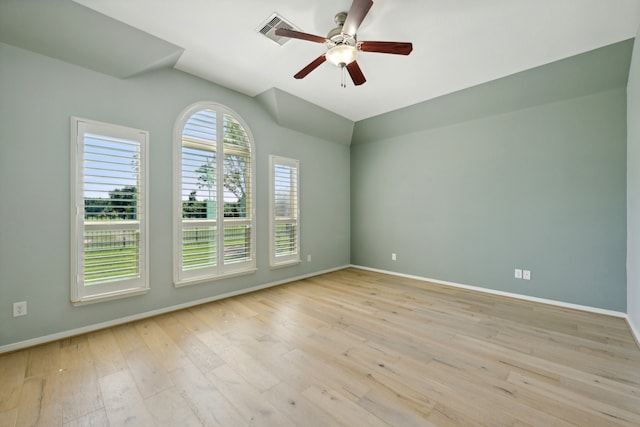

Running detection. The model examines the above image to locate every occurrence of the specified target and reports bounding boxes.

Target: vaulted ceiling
[2,0,639,121]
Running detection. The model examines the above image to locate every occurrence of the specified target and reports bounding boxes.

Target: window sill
[269,260,301,270]
[72,287,150,306]
[174,268,257,288]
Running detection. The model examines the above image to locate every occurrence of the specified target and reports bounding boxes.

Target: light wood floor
[1,268,640,426]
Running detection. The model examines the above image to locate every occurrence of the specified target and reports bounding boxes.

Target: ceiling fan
[275,0,413,87]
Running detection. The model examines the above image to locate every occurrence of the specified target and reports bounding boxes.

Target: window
[174,103,255,286]
[269,156,300,267]
[70,117,149,304]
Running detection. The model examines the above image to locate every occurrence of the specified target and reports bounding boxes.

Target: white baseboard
[628,316,640,348]
[0,265,350,354]
[350,265,628,318]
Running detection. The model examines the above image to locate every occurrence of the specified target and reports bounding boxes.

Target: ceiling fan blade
[342,0,373,36]
[294,54,327,79]
[359,41,413,55]
[346,61,366,86]
[275,28,327,44]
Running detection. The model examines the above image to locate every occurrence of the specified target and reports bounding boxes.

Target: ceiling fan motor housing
[327,12,357,47]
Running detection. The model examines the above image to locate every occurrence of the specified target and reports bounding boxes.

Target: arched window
[173,102,255,286]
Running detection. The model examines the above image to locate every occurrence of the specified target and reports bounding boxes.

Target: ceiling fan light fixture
[326,44,358,67]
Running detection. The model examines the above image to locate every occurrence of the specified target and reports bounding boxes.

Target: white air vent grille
[258,13,295,46]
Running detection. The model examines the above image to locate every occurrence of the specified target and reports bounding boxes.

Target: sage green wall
[351,87,627,311]
[628,32,640,333]
[0,42,350,348]
[256,88,354,145]
[1,36,634,349]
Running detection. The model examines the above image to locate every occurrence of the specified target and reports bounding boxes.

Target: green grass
[274,223,297,256]
[84,225,253,283]
[182,240,217,270]
[84,247,139,285]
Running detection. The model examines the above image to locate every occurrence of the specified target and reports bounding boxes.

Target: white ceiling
[75,0,640,121]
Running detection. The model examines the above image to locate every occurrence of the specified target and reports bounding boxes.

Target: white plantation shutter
[71,117,149,304]
[180,109,218,276]
[174,103,255,286]
[270,156,300,267]
[222,113,253,265]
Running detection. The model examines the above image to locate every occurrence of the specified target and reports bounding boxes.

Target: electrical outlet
[13,301,27,317]
[523,270,531,280]
[514,269,523,279]
[307,254,311,262]
[391,253,397,261]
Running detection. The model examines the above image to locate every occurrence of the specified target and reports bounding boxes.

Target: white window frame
[70,117,149,305]
[269,155,300,268]
[173,102,256,286]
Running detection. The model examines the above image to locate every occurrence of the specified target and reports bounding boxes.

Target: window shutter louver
[83,133,142,284]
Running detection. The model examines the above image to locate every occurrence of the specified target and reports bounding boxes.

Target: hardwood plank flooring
[1,268,639,426]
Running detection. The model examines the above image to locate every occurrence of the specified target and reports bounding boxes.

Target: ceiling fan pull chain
[341,64,347,88]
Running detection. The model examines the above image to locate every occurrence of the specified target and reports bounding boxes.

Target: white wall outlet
[391,253,397,261]
[307,254,311,262]
[523,270,531,280]
[13,301,27,317]
[514,269,523,279]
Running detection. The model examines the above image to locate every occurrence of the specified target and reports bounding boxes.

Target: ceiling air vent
[258,13,296,46]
